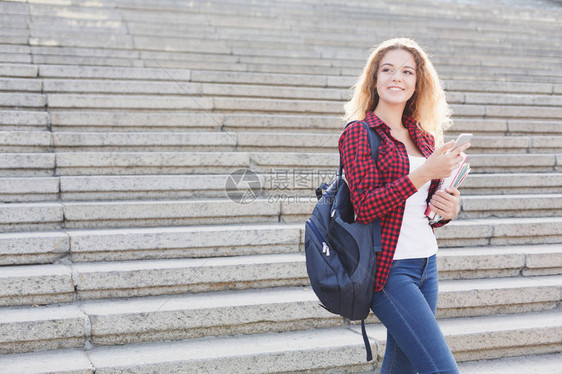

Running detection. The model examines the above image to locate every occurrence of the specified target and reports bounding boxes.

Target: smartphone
[451,133,472,151]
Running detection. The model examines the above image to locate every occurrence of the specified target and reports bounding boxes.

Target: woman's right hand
[423,140,471,180]
[409,140,471,189]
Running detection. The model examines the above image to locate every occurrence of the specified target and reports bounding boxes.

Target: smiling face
[375,49,417,108]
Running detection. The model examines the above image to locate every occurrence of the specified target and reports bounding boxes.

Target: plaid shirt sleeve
[338,121,417,224]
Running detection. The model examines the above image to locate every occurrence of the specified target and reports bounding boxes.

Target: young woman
[339,38,470,373]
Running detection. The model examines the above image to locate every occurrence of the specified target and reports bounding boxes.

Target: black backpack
[304,121,382,361]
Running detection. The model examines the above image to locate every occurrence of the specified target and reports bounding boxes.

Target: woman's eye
[382,68,391,72]
[404,70,414,75]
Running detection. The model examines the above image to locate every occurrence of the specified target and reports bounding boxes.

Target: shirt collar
[364,111,418,134]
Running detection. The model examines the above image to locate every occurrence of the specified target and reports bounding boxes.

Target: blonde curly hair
[344,37,452,146]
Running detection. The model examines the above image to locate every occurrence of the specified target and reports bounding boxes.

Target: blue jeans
[371,255,459,374]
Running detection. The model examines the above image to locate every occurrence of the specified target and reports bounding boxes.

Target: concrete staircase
[0,0,561,372]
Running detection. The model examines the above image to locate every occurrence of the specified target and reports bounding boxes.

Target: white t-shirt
[393,155,439,260]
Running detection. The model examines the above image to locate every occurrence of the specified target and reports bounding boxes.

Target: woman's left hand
[429,187,461,221]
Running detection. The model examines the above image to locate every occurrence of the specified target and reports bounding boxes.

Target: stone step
[1,349,560,374]
[38,64,192,81]
[15,5,562,40]
[16,217,559,263]
[46,94,345,114]
[36,75,562,100]
[27,3,121,20]
[0,35,28,46]
[359,310,562,363]
[52,131,237,152]
[68,223,302,262]
[118,0,559,25]
[0,304,88,355]
[31,0,560,25]
[29,34,134,51]
[50,151,561,176]
[0,264,75,307]
[0,64,38,78]
[32,64,562,94]
[0,167,558,202]
[49,172,562,202]
[0,153,55,177]
[46,94,215,111]
[23,27,561,74]
[29,46,138,60]
[78,275,562,346]
[438,244,562,278]
[42,51,562,81]
[506,120,562,135]
[47,111,562,136]
[460,92,562,107]
[459,194,562,219]
[64,206,562,264]
[0,78,42,92]
[53,174,239,201]
[32,55,142,69]
[61,199,283,229]
[118,8,449,36]
[1,310,558,373]
[1,193,559,232]
[443,80,560,95]
[264,59,560,82]
[28,26,128,40]
[0,209,558,270]
[0,231,69,266]
[44,95,562,121]
[466,135,562,154]
[42,79,346,101]
[0,177,59,202]
[0,93,46,109]
[27,14,123,29]
[458,353,562,373]
[0,110,50,131]
[27,193,562,231]
[0,202,62,233]
[3,241,554,302]
[451,103,562,120]
[29,10,557,58]
[26,23,557,64]
[71,253,308,300]
[144,47,562,76]
[0,328,373,373]
[50,111,224,132]
[128,21,559,52]
[159,52,562,76]
[43,79,201,96]
[54,151,251,175]
[0,349,94,374]
[463,173,562,195]
[0,131,51,152]
[58,130,562,156]
[49,131,562,154]
[466,153,561,173]
[436,216,562,247]
[0,2,27,15]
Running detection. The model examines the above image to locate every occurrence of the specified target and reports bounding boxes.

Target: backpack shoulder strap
[361,319,373,361]
[339,120,381,178]
[358,121,381,162]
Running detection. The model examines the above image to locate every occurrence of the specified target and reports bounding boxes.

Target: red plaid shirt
[338,111,449,292]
